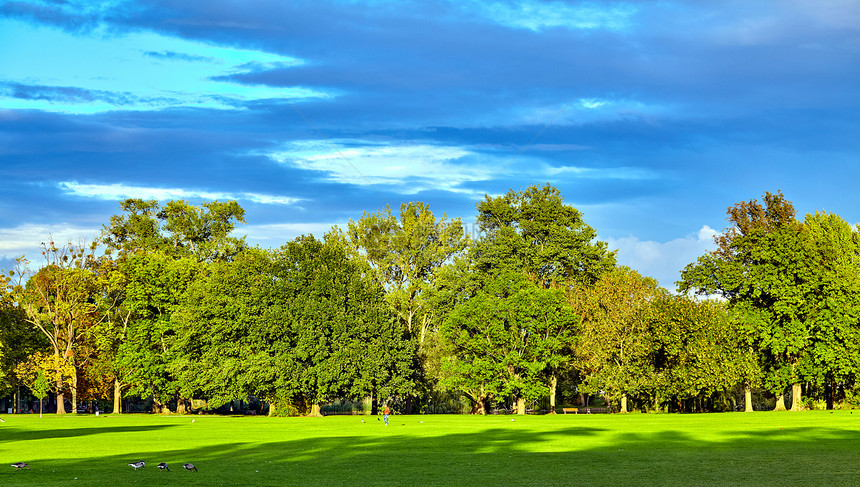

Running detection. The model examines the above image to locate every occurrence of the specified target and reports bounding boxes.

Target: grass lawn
[2,410,860,486]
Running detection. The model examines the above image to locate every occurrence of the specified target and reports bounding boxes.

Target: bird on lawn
[128,461,146,470]
[183,463,198,472]
[157,462,170,471]
[11,462,29,469]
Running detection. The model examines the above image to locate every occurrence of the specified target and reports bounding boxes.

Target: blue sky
[1,0,858,289]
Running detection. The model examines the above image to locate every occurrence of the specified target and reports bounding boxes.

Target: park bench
[561,407,610,414]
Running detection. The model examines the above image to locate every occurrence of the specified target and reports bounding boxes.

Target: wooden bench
[561,407,610,414]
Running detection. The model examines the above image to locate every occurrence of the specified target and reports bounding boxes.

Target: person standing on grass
[383,405,390,426]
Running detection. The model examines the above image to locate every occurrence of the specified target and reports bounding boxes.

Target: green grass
[2,411,860,486]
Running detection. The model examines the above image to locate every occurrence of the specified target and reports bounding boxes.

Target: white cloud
[57,182,303,205]
[265,140,495,195]
[606,225,718,291]
[264,139,659,196]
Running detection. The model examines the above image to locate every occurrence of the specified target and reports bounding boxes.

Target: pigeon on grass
[183,463,198,472]
[157,462,170,471]
[11,462,29,469]
[128,461,146,470]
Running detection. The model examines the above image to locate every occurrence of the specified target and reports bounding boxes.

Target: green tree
[680,191,811,411]
[33,370,50,418]
[275,235,414,415]
[649,296,760,412]
[0,282,46,399]
[174,237,414,416]
[341,201,467,412]
[473,183,615,287]
[465,183,615,409]
[102,198,247,262]
[795,211,860,408]
[572,267,662,413]
[440,269,578,414]
[116,252,199,413]
[98,198,246,413]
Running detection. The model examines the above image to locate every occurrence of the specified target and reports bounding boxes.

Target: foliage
[342,201,468,344]
[571,267,663,409]
[440,269,578,413]
[680,191,860,409]
[102,198,247,262]
[473,183,615,287]
[115,252,200,405]
[174,237,414,415]
[7,240,100,413]
[649,296,759,404]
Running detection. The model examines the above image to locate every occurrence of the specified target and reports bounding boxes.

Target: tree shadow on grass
[3,420,860,486]
[0,424,179,442]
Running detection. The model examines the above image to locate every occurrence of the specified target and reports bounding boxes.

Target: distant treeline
[2,185,859,415]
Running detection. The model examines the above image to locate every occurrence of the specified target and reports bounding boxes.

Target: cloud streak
[57,182,304,206]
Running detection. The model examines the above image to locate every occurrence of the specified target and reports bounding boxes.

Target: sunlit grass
[2,411,860,486]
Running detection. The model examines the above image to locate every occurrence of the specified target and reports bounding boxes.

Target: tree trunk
[370,392,378,416]
[177,398,188,415]
[790,383,802,411]
[55,357,66,414]
[549,374,558,414]
[516,397,526,415]
[774,392,787,411]
[826,382,834,410]
[56,392,66,414]
[620,394,628,413]
[474,398,486,415]
[744,385,753,412]
[71,372,78,414]
[152,398,167,414]
[113,379,122,414]
[309,403,322,417]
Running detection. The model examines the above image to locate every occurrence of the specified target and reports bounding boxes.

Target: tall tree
[649,296,760,412]
[342,201,468,344]
[115,252,199,413]
[572,267,662,413]
[680,191,812,411]
[796,212,860,408]
[466,183,616,408]
[0,280,45,401]
[98,198,246,413]
[341,202,467,412]
[440,269,578,414]
[8,240,99,414]
[174,237,414,416]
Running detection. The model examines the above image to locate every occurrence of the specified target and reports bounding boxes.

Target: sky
[1,0,858,289]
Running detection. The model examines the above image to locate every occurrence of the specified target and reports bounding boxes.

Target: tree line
[2,185,859,415]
